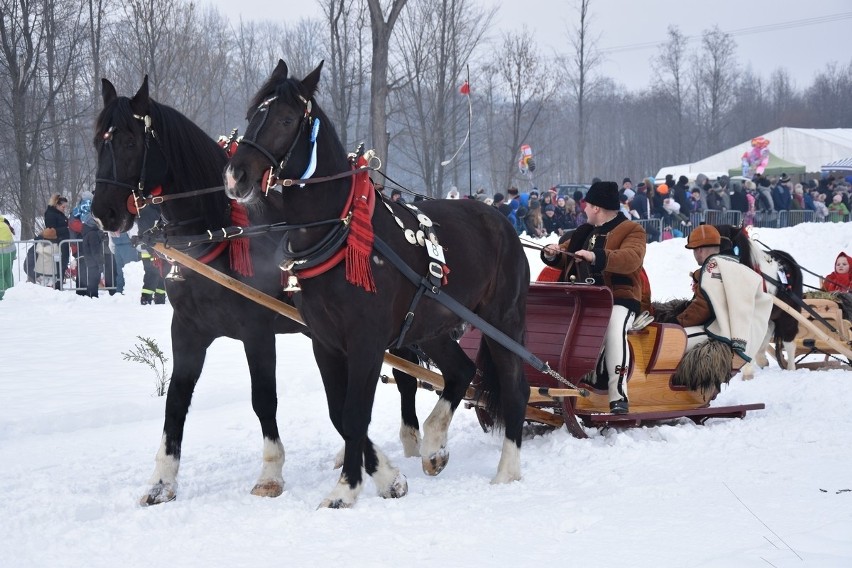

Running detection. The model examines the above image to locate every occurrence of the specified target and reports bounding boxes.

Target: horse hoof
[422,448,449,476]
[139,482,176,506]
[379,473,408,499]
[250,480,284,498]
[491,470,522,484]
[318,498,353,509]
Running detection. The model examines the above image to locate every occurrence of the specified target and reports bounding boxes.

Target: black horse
[715,224,803,377]
[225,60,531,508]
[92,77,309,505]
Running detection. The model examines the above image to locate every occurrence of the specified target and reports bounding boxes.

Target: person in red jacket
[822,252,851,293]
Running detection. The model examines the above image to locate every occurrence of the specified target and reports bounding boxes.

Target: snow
[2,222,851,567]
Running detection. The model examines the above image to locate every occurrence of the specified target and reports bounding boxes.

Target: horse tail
[768,249,803,342]
[476,338,507,430]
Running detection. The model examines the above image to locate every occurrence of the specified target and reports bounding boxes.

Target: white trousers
[684,326,709,351]
[601,305,635,403]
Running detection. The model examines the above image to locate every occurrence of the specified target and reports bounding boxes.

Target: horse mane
[248,74,348,161]
[96,95,231,230]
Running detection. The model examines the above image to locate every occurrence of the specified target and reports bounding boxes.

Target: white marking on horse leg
[399,423,421,457]
[741,362,755,381]
[333,445,345,469]
[421,399,453,475]
[318,474,363,509]
[491,438,522,484]
[371,446,408,499]
[251,438,285,498]
[492,438,522,484]
[139,434,179,506]
[783,340,797,370]
[754,325,773,368]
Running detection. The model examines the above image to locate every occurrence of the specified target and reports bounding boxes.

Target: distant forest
[2,0,850,236]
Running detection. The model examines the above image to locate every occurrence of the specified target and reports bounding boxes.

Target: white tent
[656,127,852,179]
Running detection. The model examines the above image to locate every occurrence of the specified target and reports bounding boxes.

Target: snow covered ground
[1,222,850,567]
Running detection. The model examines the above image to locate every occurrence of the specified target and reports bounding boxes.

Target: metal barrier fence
[0,238,117,294]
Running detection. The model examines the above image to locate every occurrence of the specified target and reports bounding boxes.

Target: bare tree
[365,0,408,166]
[697,25,738,151]
[486,28,554,193]
[321,0,369,147]
[390,0,493,197]
[652,25,689,164]
[562,0,602,183]
[0,0,86,237]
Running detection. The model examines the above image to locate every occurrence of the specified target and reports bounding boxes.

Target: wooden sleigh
[460,282,765,438]
[772,297,852,371]
[157,244,763,441]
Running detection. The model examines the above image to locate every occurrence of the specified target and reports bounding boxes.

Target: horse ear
[271,59,289,82]
[301,61,324,96]
[101,79,117,106]
[131,75,150,115]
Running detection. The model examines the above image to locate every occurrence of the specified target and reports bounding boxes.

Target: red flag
[459,80,470,95]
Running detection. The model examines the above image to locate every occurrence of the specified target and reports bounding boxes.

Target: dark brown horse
[225,60,531,508]
[91,77,307,505]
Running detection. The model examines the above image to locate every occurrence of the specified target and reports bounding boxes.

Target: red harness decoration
[344,157,377,292]
[290,158,376,292]
[228,201,253,277]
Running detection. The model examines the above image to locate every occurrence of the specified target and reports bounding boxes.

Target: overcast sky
[206,0,851,91]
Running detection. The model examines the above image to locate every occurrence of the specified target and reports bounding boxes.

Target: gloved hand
[130,235,139,247]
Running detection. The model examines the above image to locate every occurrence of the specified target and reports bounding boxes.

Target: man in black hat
[541,181,647,414]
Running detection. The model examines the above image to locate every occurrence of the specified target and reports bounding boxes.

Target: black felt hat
[584,181,620,211]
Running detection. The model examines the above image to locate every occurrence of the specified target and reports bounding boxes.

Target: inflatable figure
[518,144,535,174]
[742,137,770,177]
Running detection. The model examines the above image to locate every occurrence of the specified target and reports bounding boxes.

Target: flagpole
[466,64,472,198]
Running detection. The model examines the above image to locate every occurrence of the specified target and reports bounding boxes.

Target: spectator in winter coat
[631,182,650,220]
[828,193,850,222]
[79,213,105,298]
[673,176,692,216]
[772,175,793,211]
[542,204,561,236]
[0,215,15,300]
[706,183,730,211]
[813,192,829,221]
[43,194,71,289]
[729,182,749,214]
[821,252,851,293]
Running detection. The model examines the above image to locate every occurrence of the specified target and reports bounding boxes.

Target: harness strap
[760,272,838,334]
[372,236,550,373]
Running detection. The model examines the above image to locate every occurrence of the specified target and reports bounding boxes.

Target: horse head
[93,77,169,232]
[93,77,230,235]
[226,60,344,207]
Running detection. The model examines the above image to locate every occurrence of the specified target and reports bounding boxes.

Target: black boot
[153,292,166,305]
[609,399,629,415]
[140,293,152,305]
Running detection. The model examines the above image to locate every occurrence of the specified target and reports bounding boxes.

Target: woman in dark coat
[43,194,70,289]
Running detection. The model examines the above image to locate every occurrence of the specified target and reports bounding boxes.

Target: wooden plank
[771,296,852,360]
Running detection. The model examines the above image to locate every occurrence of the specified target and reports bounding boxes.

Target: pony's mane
[247,75,347,159]
[96,95,231,230]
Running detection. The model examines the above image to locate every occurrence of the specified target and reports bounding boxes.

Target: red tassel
[229,201,253,277]
[344,167,376,292]
[459,80,470,95]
